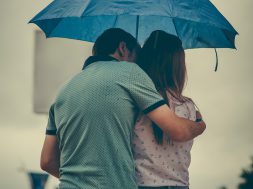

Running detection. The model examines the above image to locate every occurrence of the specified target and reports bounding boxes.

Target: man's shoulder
[119,61,139,68]
[97,61,144,77]
[117,61,145,73]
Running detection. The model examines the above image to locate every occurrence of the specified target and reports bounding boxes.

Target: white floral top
[132,95,196,187]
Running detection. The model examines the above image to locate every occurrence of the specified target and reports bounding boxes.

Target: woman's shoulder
[181,96,196,109]
[184,97,195,105]
[166,92,194,106]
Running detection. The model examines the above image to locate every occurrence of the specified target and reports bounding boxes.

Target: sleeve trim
[46,129,57,135]
[196,118,203,122]
[143,100,166,114]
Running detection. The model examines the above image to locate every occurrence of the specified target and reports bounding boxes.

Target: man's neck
[110,53,122,61]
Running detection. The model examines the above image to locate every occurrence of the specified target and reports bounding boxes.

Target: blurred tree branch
[238,156,253,189]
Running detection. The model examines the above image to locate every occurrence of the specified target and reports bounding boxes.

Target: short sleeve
[185,99,197,121]
[128,64,166,114]
[46,104,57,135]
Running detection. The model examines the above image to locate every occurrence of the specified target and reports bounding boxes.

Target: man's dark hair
[92,28,140,56]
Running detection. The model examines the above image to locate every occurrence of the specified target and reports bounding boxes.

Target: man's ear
[118,42,127,57]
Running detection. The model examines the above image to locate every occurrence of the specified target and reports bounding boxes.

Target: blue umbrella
[29,0,238,49]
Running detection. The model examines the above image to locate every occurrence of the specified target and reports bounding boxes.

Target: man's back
[48,61,164,188]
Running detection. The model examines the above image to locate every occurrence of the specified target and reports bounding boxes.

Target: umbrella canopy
[29,0,238,49]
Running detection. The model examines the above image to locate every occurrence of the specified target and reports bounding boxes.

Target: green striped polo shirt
[47,60,165,189]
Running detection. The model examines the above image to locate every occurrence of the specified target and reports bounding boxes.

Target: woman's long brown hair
[137,30,187,144]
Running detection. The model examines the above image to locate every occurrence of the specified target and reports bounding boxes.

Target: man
[41,28,205,189]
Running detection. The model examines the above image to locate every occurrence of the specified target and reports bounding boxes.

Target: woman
[132,30,203,189]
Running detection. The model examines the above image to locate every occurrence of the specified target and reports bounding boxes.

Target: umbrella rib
[113,15,118,28]
[173,17,238,35]
[135,16,139,41]
[46,18,65,37]
[172,18,180,39]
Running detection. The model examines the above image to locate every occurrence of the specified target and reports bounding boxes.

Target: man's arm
[147,104,206,142]
[40,135,60,178]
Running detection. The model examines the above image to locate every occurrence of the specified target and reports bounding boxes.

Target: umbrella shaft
[136,16,139,41]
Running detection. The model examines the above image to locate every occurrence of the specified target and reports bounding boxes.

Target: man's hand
[195,110,206,135]
[196,111,203,122]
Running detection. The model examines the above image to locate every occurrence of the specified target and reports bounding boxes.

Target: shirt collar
[82,55,119,70]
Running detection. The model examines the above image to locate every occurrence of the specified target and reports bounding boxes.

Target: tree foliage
[238,156,253,189]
